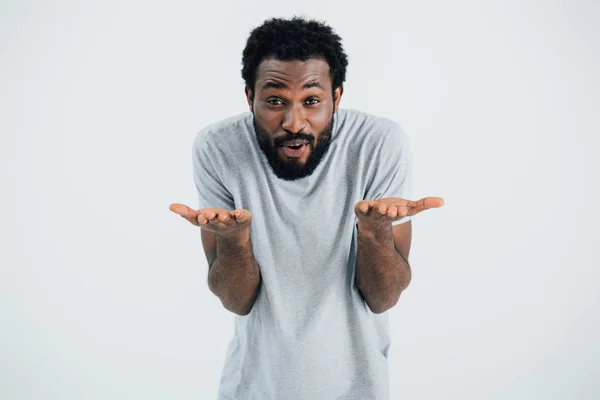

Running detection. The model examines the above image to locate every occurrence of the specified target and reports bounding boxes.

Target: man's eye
[305,98,320,106]
[267,99,283,106]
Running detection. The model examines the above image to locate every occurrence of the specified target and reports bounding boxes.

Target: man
[170,17,444,399]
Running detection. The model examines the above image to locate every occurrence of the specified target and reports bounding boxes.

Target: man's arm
[355,220,412,314]
[202,229,261,316]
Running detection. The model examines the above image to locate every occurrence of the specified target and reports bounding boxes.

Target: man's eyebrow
[302,81,323,90]
[262,81,288,90]
[260,81,324,91]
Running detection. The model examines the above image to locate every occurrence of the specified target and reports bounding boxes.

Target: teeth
[283,140,308,147]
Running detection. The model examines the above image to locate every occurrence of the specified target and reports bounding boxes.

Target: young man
[170,17,444,400]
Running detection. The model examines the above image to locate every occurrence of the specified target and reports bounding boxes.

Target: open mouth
[280,143,308,158]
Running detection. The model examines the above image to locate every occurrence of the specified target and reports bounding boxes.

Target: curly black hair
[241,17,349,93]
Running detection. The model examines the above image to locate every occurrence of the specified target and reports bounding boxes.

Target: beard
[253,114,334,181]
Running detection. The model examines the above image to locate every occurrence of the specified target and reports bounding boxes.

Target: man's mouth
[279,142,308,158]
[280,139,310,148]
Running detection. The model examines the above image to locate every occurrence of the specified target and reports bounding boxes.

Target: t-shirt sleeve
[192,133,236,211]
[364,123,414,226]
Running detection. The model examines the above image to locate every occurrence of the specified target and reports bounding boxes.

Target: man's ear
[333,85,344,113]
[245,86,253,112]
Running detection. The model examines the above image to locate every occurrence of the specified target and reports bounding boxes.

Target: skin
[354,197,444,313]
[248,58,343,181]
[169,203,259,315]
[170,58,445,315]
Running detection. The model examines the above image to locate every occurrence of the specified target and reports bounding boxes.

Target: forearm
[355,221,411,314]
[208,230,261,315]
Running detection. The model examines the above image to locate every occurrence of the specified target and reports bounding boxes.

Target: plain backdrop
[1,0,599,399]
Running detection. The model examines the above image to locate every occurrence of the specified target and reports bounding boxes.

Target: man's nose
[281,104,308,134]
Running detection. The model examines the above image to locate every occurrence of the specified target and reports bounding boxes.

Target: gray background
[1,0,599,399]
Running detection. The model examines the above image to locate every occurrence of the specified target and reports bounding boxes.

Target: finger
[375,203,388,215]
[199,210,221,226]
[207,213,223,225]
[170,203,201,225]
[169,203,195,218]
[359,201,369,214]
[197,212,208,225]
[426,197,445,208]
[406,197,445,215]
[204,210,217,220]
[217,211,234,226]
[413,197,444,209]
[356,201,374,214]
[386,206,398,218]
[396,206,408,217]
[234,209,251,224]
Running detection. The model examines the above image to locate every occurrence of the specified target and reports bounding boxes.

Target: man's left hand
[354,197,445,231]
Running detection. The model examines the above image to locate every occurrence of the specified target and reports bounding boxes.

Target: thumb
[169,203,198,221]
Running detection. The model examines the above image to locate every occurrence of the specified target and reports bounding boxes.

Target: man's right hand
[169,203,252,238]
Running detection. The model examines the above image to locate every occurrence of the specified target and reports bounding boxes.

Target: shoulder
[193,112,253,151]
[337,108,409,148]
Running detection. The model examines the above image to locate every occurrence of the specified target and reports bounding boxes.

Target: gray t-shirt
[192,108,413,399]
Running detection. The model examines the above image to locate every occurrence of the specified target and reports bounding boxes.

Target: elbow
[215,288,259,316]
[208,277,259,316]
[365,287,408,314]
[224,300,255,316]
[216,293,257,316]
[368,298,397,314]
[371,305,389,314]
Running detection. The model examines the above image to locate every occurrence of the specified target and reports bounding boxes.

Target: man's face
[246,58,343,181]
